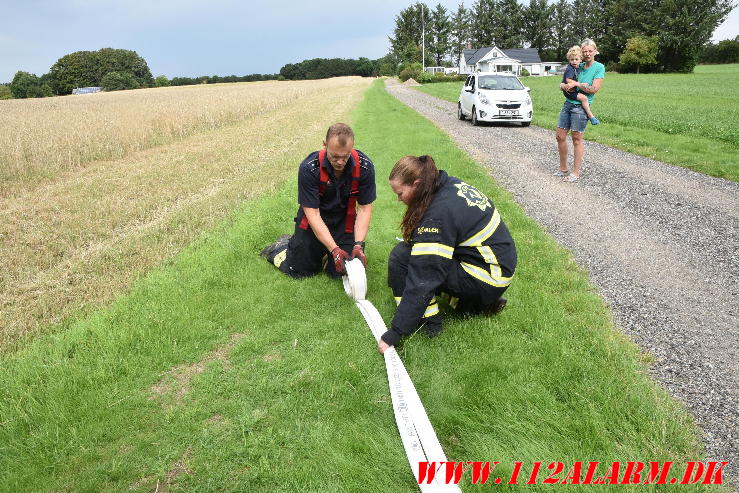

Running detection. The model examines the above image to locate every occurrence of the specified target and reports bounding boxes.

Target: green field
[0,81,723,492]
[416,64,739,182]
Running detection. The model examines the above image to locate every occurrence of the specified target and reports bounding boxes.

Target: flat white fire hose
[343,259,462,492]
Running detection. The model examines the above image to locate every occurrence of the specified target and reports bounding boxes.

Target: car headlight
[477,92,490,106]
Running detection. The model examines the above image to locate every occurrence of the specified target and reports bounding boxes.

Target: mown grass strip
[416,64,739,182]
[0,80,721,492]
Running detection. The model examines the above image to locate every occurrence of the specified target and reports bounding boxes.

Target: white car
[458,72,533,126]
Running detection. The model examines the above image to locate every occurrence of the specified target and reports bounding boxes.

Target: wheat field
[0,77,372,351]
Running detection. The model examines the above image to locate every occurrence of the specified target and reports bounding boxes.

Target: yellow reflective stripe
[460,261,512,287]
[475,246,509,283]
[394,296,402,306]
[273,249,287,268]
[423,302,439,318]
[460,209,500,246]
[477,246,496,265]
[411,242,454,259]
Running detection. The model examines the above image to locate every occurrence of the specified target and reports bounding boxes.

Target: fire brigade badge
[455,182,491,211]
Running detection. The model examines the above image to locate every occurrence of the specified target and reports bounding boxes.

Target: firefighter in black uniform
[380,155,517,353]
[261,123,376,278]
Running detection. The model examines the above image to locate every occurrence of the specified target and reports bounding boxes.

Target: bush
[421,73,466,84]
[0,85,12,100]
[520,68,530,77]
[605,61,622,73]
[398,68,420,82]
[101,71,140,91]
[398,62,423,82]
[416,71,433,83]
[154,75,170,87]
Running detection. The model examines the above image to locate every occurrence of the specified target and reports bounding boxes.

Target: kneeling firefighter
[261,123,376,278]
[379,155,517,353]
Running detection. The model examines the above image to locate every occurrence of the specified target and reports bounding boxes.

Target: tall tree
[655,0,733,71]
[450,3,472,65]
[598,0,659,63]
[551,0,576,60]
[429,3,452,65]
[494,0,526,48]
[570,0,607,46]
[48,48,153,95]
[525,0,556,55]
[388,3,433,65]
[471,0,497,46]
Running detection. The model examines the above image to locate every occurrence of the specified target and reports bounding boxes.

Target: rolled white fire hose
[343,258,461,492]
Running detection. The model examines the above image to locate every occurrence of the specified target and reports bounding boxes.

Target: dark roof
[464,46,542,64]
[463,47,494,65]
[500,48,542,63]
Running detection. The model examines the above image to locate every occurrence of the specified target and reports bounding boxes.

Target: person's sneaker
[260,234,290,259]
[553,170,569,177]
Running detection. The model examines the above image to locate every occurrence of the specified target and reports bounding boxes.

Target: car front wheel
[457,103,465,120]
[521,121,531,127]
[471,106,480,126]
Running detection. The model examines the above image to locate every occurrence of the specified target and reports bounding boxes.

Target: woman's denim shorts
[557,101,588,133]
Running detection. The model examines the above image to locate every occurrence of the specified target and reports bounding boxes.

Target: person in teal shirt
[555,38,605,183]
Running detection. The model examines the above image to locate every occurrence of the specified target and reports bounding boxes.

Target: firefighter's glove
[331,246,350,275]
[351,241,367,267]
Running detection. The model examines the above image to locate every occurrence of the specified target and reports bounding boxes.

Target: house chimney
[466,42,472,50]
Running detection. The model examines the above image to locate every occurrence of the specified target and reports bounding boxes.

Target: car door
[462,75,475,114]
[460,76,470,114]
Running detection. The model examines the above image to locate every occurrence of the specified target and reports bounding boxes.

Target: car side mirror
[525,87,531,92]
[464,86,474,93]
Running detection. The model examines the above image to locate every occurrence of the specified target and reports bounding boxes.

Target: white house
[459,46,562,76]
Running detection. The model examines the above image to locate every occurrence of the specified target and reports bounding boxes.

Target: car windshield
[478,75,524,90]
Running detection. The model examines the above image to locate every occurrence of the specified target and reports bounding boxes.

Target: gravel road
[386,80,739,487]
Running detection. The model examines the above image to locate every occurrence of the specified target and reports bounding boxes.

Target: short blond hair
[566,45,582,60]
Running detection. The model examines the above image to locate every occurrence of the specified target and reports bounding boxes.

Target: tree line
[699,36,739,64]
[278,57,380,80]
[387,0,734,73]
[2,48,280,99]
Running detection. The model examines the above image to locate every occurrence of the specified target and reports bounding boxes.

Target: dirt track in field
[386,80,739,486]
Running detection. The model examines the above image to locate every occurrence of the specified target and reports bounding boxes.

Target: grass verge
[416,64,739,182]
[0,80,723,492]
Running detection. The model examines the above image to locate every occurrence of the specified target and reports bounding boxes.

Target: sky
[1,0,737,83]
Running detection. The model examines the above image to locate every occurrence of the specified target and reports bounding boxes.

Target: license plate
[501,109,519,116]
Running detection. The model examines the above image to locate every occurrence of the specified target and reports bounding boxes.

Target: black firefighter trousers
[267,211,354,279]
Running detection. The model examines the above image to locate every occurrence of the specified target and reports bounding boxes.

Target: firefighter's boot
[261,234,291,263]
